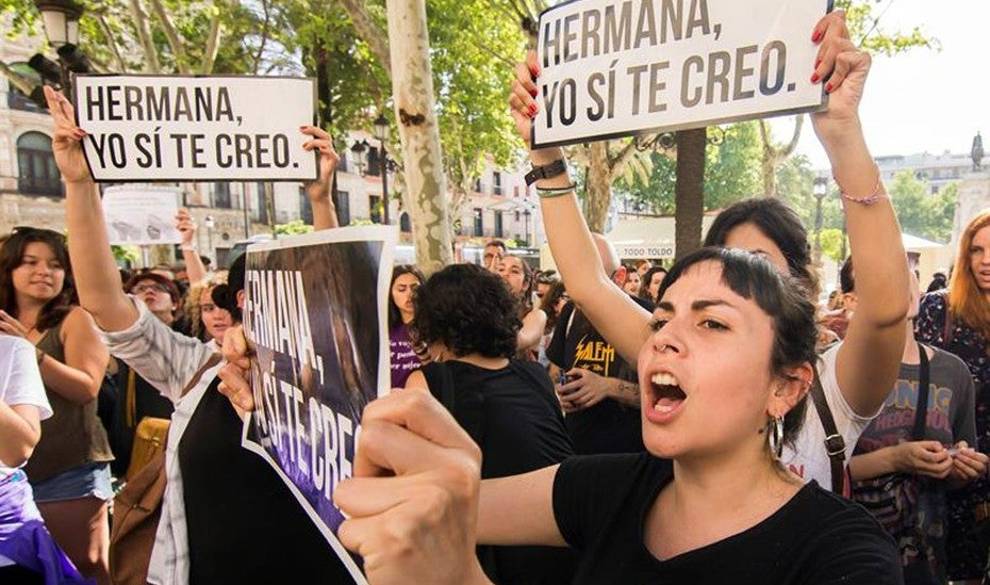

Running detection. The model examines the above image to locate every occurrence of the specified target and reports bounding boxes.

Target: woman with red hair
[915,210,990,583]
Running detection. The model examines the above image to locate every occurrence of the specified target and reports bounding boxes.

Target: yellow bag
[125,417,170,482]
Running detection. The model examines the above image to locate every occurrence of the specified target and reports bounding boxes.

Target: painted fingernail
[529,88,538,97]
[825,83,833,93]
[815,58,822,68]
[529,103,538,115]
[811,73,820,83]
[812,30,822,42]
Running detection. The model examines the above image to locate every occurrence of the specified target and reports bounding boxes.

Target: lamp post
[34,0,82,46]
[29,1,89,101]
[373,113,392,225]
[812,176,828,265]
[523,208,532,246]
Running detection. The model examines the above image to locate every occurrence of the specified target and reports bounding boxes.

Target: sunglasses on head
[11,226,66,240]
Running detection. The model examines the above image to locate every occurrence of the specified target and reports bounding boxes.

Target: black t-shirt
[422,360,577,585]
[546,300,651,455]
[553,453,903,585]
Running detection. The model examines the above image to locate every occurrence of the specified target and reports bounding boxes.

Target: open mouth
[650,372,687,414]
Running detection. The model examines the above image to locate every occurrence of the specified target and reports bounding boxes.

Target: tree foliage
[616,123,763,214]
[889,171,957,243]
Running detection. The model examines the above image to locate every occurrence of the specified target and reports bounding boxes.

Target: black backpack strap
[809,365,847,494]
[911,344,931,441]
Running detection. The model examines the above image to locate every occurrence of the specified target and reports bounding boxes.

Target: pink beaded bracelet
[836,168,888,206]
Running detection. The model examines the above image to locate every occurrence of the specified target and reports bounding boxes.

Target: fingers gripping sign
[335,389,491,585]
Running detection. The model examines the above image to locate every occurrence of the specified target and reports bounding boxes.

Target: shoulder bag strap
[911,344,931,442]
[809,365,847,494]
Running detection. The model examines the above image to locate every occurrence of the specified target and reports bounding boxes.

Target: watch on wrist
[525,159,568,186]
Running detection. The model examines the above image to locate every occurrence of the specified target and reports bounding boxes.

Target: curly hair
[411,264,520,359]
[0,227,76,331]
[659,247,818,451]
[184,273,227,339]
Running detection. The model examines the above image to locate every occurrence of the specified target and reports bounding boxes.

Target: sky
[769,0,988,169]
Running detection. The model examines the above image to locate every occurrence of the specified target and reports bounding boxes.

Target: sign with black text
[241,227,396,584]
[73,75,318,182]
[532,0,830,147]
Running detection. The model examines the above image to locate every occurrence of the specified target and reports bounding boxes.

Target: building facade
[875,151,971,194]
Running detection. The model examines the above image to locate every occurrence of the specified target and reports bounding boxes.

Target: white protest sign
[101,184,182,246]
[73,75,318,182]
[532,0,829,147]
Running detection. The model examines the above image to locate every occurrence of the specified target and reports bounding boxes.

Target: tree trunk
[674,128,706,260]
[759,115,804,197]
[584,142,613,233]
[762,153,779,198]
[386,0,453,273]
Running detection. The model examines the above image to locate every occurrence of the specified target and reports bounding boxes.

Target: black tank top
[179,377,355,584]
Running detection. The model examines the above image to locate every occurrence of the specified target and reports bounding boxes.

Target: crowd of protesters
[1,10,990,585]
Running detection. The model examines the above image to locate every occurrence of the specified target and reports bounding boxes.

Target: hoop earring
[767,416,785,459]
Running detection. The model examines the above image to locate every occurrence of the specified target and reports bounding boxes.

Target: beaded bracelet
[836,168,888,206]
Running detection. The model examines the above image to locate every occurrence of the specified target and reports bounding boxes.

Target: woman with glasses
[0,226,112,584]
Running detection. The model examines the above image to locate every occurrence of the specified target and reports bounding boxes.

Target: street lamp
[523,208,532,246]
[34,0,83,47]
[350,140,369,176]
[29,0,89,102]
[373,113,393,225]
[812,176,828,264]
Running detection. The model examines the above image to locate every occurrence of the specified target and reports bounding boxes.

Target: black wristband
[525,159,568,186]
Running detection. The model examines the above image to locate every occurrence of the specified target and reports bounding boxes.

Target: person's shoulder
[931,345,970,372]
[920,290,949,310]
[559,452,670,485]
[61,305,97,329]
[799,482,893,540]
[795,484,901,582]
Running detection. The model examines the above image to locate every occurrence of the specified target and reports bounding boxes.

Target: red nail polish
[825,83,833,93]
[812,30,822,42]
[811,73,820,83]
[530,88,538,97]
[815,58,822,68]
[529,103,538,115]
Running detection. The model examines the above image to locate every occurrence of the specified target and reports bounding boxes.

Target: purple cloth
[390,323,422,388]
[0,471,91,585]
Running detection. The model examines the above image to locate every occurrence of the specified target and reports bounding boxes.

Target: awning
[606,215,717,259]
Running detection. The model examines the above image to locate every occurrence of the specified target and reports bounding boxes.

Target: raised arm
[302,126,340,231]
[517,308,547,353]
[176,208,208,284]
[43,86,138,333]
[809,14,909,416]
[36,307,108,404]
[509,60,651,366]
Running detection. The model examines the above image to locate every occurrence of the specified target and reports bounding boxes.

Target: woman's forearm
[37,355,100,404]
[848,447,898,481]
[182,248,208,284]
[64,180,139,331]
[0,402,40,468]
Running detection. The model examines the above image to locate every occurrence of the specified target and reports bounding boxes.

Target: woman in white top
[0,335,88,584]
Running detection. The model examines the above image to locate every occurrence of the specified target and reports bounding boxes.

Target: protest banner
[101,184,182,246]
[241,226,397,583]
[532,0,830,148]
[72,75,318,182]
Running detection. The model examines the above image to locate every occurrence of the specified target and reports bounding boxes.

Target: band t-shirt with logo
[547,299,651,455]
[851,348,976,585]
